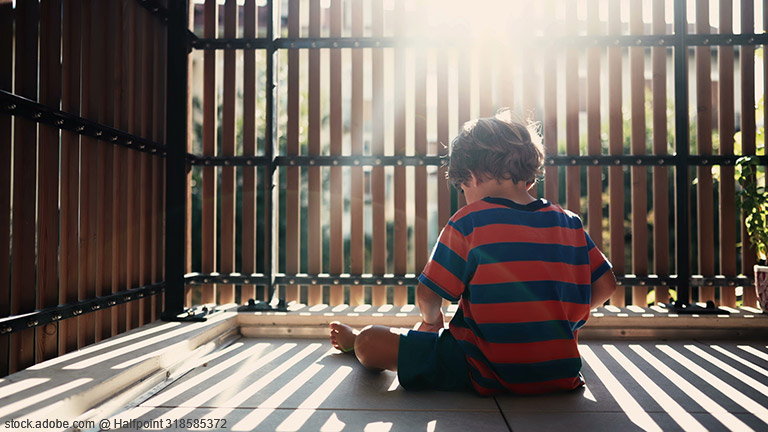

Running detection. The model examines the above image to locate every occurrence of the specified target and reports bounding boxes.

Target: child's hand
[415,320,443,333]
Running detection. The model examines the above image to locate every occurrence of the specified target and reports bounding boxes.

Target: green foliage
[737,156,768,263]
[646,288,676,306]
[733,95,766,160]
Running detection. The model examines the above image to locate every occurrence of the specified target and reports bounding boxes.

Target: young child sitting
[330,109,617,395]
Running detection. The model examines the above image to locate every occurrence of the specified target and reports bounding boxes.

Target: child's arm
[415,283,445,332]
[590,270,618,309]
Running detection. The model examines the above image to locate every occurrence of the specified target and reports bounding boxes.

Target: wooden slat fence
[0,0,167,377]
[2,0,768,378]
[181,0,765,311]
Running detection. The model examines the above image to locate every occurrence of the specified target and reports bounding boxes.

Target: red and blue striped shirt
[419,197,611,395]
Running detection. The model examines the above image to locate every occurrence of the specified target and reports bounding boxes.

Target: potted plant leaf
[736,156,768,311]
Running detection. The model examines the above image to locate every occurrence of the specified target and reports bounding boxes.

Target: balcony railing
[1,0,766,378]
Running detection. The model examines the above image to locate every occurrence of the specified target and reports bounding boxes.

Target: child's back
[420,196,610,395]
[330,109,616,396]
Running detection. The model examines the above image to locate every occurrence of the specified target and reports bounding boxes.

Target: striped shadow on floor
[104,338,768,432]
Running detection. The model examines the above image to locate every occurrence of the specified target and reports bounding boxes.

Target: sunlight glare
[422,0,527,42]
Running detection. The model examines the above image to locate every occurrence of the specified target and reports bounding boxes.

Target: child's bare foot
[329,321,358,353]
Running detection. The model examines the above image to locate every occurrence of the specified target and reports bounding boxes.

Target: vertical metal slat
[543,1,558,204]
[202,0,218,305]
[696,0,716,304]
[60,0,82,352]
[740,0,758,308]
[107,0,122,336]
[349,0,364,305]
[115,0,129,332]
[164,0,189,319]
[0,0,12,376]
[413,11,428,307]
[565,1,580,215]
[392,0,406,306]
[242,0,258,303]
[631,0,649,306]
[37,0,62,362]
[10,0,40,372]
[93,0,110,339]
[328,0,344,306]
[285,0,300,303]
[718,0,736,307]
[151,7,165,320]
[608,0,626,306]
[674,0,692,307]
[138,5,153,324]
[371,1,387,306]
[307,0,322,306]
[220,0,237,305]
[586,0,603,276]
[78,0,97,346]
[653,0,671,305]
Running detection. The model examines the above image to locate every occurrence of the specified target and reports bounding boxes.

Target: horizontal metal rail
[188,154,272,166]
[187,154,443,167]
[0,282,165,336]
[0,90,167,156]
[186,272,419,287]
[185,273,753,289]
[190,33,768,50]
[186,153,766,168]
[546,154,767,166]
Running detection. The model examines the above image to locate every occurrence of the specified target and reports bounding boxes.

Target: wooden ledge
[238,304,768,340]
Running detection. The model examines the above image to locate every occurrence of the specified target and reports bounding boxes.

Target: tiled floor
[106,337,768,432]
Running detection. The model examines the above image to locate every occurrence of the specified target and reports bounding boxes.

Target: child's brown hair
[446,109,545,191]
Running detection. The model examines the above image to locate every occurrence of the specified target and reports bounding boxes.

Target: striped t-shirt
[418,196,611,395]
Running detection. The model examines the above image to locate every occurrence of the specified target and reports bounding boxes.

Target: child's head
[446,109,544,191]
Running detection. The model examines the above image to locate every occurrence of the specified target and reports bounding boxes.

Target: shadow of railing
[102,337,768,432]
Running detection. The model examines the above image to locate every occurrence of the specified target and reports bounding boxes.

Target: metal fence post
[674,0,691,309]
[265,0,278,304]
[163,0,189,320]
